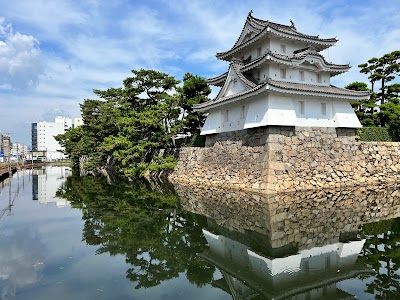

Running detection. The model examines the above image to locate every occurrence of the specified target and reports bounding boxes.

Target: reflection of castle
[32,166,71,207]
[174,184,400,299]
[202,229,368,299]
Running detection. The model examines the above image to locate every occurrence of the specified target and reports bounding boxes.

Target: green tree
[349,51,400,139]
[345,81,377,126]
[179,73,211,136]
[56,69,211,178]
[358,218,400,299]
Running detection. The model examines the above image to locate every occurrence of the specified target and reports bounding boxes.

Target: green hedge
[175,134,206,148]
[357,127,392,142]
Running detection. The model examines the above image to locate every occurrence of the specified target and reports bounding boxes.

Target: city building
[31,116,79,161]
[194,12,369,136]
[73,117,83,128]
[0,132,3,162]
[10,143,29,162]
[2,135,11,162]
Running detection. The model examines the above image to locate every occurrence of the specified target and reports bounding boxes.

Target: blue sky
[0,0,399,145]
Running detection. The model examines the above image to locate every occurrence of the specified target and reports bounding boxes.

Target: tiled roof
[207,72,228,86]
[208,50,349,87]
[210,61,258,101]
[267,79,370,97]
[231,61,258,88]
[194,78,369,111]
[292,47,349,69]
[240,49,349,73]
[194,82,267,111]
[217,12,337,60]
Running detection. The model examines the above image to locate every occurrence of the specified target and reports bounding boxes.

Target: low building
[2,135,11,162]
[73,117,83,128]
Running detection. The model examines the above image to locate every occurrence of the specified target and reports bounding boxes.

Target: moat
[1,166,400,299]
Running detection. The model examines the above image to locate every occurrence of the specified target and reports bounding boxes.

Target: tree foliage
[358,218,400,299]
[56,69,210,178]
[347,50,400,140]
[56,174,215,289]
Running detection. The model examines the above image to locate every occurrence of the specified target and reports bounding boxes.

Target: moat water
[0,166,399,299]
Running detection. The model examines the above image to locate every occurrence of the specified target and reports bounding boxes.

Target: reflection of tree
[358,218,400,299]
[57,175,214,289]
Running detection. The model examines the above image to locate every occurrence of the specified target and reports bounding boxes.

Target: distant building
[0,132,3,162]
[2,135,11,162]
[10,143,29,161]
[31,116,80,161]
[73,117,83,128]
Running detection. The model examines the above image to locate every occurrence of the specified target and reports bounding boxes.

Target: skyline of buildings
[0,115,82,162]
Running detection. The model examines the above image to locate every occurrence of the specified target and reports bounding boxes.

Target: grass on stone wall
[357,127,392,142]
[176,134,206,147]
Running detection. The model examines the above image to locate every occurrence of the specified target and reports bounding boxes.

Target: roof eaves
[216,29,267,60]
[267,80,370,99]
[207,72,228,86]
[193,83,267,112]
[268,27,337,45]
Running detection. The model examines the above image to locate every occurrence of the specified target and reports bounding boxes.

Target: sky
[0,0,399,146]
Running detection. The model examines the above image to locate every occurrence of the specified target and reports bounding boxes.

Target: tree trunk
[381,78,385,105]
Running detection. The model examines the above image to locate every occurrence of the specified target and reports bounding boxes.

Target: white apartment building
[32,116,78,161]
[10,143,29,161]
[73,117,83,128]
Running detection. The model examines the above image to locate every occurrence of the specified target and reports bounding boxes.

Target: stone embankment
[0,164,19,181]
[176,183,400,251]
[169,126,400,193]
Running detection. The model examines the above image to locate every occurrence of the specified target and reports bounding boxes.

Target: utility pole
[5,134,11,177]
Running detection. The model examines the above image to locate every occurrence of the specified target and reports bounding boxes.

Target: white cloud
[0,18,44,90]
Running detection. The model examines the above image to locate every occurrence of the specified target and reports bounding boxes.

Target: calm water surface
[0,166,399,299]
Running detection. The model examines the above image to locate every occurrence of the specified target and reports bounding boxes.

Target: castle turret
[195,12,369,136]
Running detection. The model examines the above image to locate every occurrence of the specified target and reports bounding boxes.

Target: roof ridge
[217,13,337,60]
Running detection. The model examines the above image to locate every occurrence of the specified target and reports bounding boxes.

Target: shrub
[357,127,392,142]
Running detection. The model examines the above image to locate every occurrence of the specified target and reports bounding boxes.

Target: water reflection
[32,166,71,207]
[58,175,216,290]
[0,229,45,299]
[3,167,399,299]
[175,183,400,299]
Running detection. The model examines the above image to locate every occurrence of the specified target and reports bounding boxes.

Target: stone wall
[176,183,400,251]
[169,126,400,193]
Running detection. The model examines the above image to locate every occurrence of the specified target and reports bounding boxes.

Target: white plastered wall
[200,93,362,135]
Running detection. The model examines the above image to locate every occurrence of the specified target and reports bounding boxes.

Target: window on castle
[299,70,305,81]
[281,44,286,53]
[317,73,322,83]
[257,47,262,57]
[299,101,305,115]
[224,110,229,122]
[321,103,327,115]
[240,106,246,119]
[325,256,331,269]
[280,68,286,79]
[256,70,261,80]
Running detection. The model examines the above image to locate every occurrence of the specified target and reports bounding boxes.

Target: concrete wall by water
[169,126,400,193]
